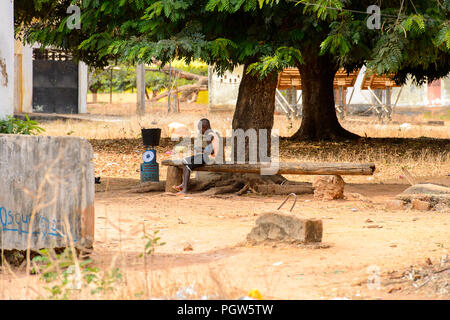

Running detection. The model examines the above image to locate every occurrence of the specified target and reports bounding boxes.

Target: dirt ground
[1,104,449,300]
[86,176,450,300]
[3,175,447,300]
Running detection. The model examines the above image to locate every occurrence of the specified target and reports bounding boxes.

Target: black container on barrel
[141,128,161,147]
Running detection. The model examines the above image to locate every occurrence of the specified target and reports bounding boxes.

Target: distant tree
[15,1,289,144]
[104,0,450,140]
[88,68,109,103]
[279,0,450,140]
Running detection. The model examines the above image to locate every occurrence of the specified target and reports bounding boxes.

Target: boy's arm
[211,133,220,157]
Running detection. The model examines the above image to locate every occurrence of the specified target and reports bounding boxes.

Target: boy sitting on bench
[172,118,219,195]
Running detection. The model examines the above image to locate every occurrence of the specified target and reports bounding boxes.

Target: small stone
[366,219,374,223]
[385,200,406,210]
[387,287,402,294]
[183,243,194,251]
[312,175,345,200]
[365,225,383,229]
[411,199,431,211]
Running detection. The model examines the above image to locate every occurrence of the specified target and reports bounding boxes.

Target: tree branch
[150,84,208,102]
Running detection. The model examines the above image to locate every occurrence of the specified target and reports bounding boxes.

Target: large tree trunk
[290,54,359,141]
[232,65,278,162]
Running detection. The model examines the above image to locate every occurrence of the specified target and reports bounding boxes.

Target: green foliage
[247,47,303,78]
[209,38,238,60]
[32,248,123,300]
[436,23,450,50]
[32,248,96,300]
[320,21,352,57]
[298,0,343,20]
[146,0,192,21]
[0,115,44,135]
[30,231,166,299]
[89,65,138,93]
[172,59,209,76]
[368,30,405,75]
[301,0,450,84]
[89,267,123,296]
[15,0,450,84]
[139,229,166,257]
[88,60,208,95]
[206,0,279,12]
[401,14,426,34]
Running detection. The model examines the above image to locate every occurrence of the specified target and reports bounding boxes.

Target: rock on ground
[247,212,322,244]
[401,184,450,195]
[385,199,407,210]
[312,175,345,200]
[394,183,450,211]
[411,199,431,211]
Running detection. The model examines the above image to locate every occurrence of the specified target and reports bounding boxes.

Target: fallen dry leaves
[89,137,450,182]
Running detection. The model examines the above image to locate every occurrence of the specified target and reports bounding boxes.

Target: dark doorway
[32,49,79,114]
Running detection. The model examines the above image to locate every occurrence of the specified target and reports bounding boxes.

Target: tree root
[290,125,360,141]
[129,173,313,196]
[130,173,313,196]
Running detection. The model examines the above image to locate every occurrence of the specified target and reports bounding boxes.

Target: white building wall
[347,66,431,107]
[391,80,428,107]
[208,65,243,111]
[441,76,450,105]
[346,67,366,105]
[209,64,448,112]
[0,0,14,118]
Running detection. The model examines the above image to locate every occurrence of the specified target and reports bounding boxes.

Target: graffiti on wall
[0,206,78,242]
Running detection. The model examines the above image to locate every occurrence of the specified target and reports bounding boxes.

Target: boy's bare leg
[175,167,191,194]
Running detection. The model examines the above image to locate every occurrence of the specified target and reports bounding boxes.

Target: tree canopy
[15,0,450,140]
[16,1,450,81]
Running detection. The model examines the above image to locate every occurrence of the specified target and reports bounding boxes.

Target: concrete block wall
[0,135,95,251]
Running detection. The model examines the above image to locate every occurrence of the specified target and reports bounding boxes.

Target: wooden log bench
[162,160,376,193]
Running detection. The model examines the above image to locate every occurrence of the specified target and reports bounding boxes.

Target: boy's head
[198,118,211,134]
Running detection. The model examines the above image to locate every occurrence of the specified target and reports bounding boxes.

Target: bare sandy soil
[2,176,448,300]
[85,176,449,300]
[2,104,449,300]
